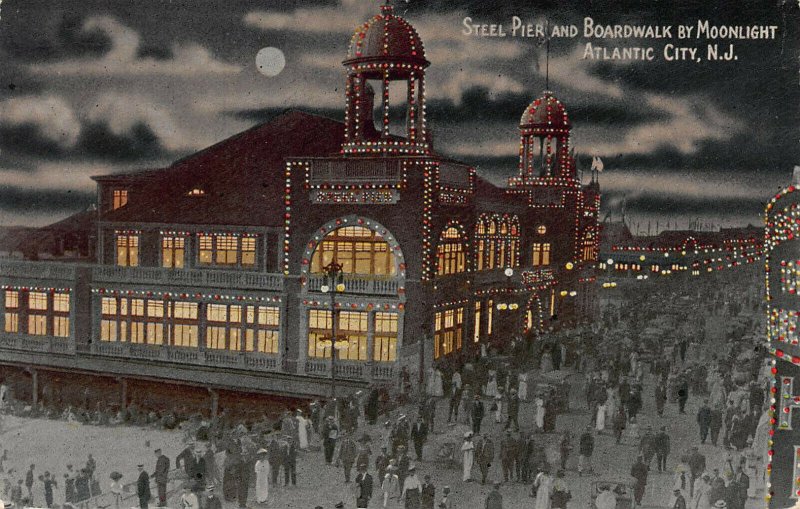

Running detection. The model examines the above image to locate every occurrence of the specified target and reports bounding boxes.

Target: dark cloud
[0,11,111,63]
[0,125,68,159]
[136,45,173,60]
[76,122,166,162]
[0,186,94,213]
[604,189,766,217]
[227,106,343,123]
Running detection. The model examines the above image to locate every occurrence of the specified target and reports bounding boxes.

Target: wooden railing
[90,342,279,371]
[92,266,284,291]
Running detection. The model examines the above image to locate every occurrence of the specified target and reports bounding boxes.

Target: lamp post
[320,261,345,399]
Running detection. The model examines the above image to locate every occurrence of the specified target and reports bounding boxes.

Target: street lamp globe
[320,284,330,293]
[504,268,514,277]
[336,283,346,292]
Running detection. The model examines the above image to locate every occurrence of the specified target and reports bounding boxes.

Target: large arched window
[310,226,396,276]
[475,214,520,270]
[437,226,466,276]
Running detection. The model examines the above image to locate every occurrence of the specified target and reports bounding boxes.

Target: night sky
[0,0,798,230]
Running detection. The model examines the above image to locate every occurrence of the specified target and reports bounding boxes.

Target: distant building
[0,4,598,412]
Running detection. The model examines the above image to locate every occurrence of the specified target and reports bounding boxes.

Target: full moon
[255,47,286,77]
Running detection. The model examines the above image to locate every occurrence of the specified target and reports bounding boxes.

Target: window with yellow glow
[112,189,128,210]
[116,234,139,267]
[475,214,520,270]
[310,226,396,276]
[374,312,398,362]
[582,232,596,261]
[307,309,368,361]
[434,307,463,359]
[197,234,257,268]
[245,305,280,354]
[28,292,48,336]
[53,293,70,337]
[437,226,466,276]
[4,290,18,333]
[473,301,481,343]
[307,309,333,358]
[487,299,493,335]
[537,225,547,235]
[162,236,186,269]
[532,243,551,266]
[206,303,242,351]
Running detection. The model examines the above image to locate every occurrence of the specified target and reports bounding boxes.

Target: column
[30,368,38,406]
[118,377,128,409]
[209,388,219,418]
[366,310,375,382]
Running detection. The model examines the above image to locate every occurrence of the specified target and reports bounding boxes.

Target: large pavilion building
[0,4,599,412]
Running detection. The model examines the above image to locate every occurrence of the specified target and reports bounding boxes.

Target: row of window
[100,297,280,353]
[116,234,257,268]
[3,290,70,337]
[307,309,398,362]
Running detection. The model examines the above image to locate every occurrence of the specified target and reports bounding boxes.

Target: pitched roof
[99,110,345,227]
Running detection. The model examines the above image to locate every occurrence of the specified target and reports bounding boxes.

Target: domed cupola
[341,2,431,156]
[516,91,574,180]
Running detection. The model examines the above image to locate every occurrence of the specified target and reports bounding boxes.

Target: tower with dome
[0,3,600,409]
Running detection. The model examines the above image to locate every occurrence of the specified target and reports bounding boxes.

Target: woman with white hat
[461,432,475,482]
[254,448,270,504]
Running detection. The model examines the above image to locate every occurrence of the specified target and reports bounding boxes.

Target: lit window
[206,304,241,351]
[112,189,128,210]
[216,236,238,265]
[53,293,70,338]
[434,307,464,359]
[437,226,466,276]
[28,291,48,336]
[197,234,257,268]
[4,290,19,334]
[241,238,256,267]
[374,312,398,362]
[532,243,551,266]
[199,235,213,265]
[245,305,280,354]
[310,226,396,276]
[487,299,493,335]
[473,301,481,343]
[161,236,186,269]
[188,188,205,196]
[116,234,139,267]
[475,214,520,270]
[582,232,596,262]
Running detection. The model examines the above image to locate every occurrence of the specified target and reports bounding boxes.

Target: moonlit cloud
[0,96,81,148]
[28,16,241,77]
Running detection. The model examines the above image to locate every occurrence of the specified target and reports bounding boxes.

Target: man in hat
[630,455,648,506]
[354,463,373,509]
[471,395,485,435]
[475,433,494,485]
[204,485,222,509]
[322,415,340,465]
[136,464,151,509]
[267,434,285,486]
[505,390,519,431]
[396,445,411,488]
[39,471,57,508]
[439,486,452,509]
[375,446,389,484]
[401,465,422,509]
[176,443,197,478]
[500,431,516,483]
[341,432,358,483]
[283,435,297,486]
[485,482,503,509]
[654,426,671,473]
[411,415,429,462]
[421,475,435,509]
[153,448,170,507]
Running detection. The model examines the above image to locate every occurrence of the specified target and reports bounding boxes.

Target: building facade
[0,5,598,409]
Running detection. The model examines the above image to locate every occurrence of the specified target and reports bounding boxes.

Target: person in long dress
[485,371,498,398]
[433,370,444,397]
[605,387,618,424]
[540,350,554,373]
[533,471,553,509]
[254,450,270,504]
[494,394,503,423]
[595,403,607,432]
[534,396,546,431]
[381,464,400,508]
[518,373,529,401]
[296,410,310,451]
[461,433,475,482]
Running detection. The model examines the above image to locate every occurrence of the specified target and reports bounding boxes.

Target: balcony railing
[0,333,74,354]
[303,359,396,381]
[93,266,284,292]
[0,260,77,281]
[89,341,280,371]
[306,274,401,296]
